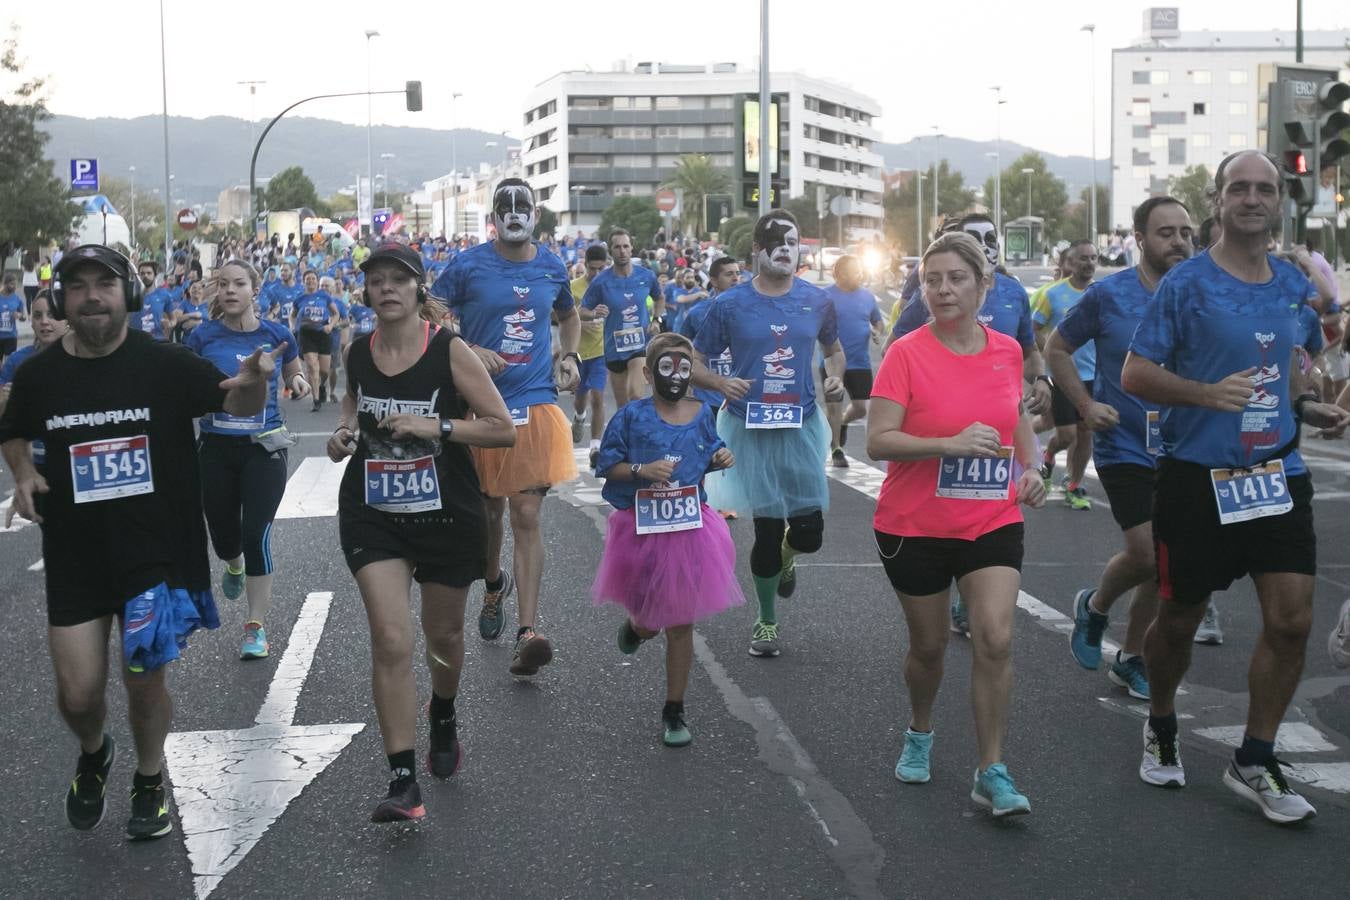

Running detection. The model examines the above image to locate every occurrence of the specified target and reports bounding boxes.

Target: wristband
[1034,375,1052,386]
[564,352,581,365]
[1293,392,1318,421]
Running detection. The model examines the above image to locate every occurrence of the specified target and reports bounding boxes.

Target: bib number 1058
[635,484,703,534]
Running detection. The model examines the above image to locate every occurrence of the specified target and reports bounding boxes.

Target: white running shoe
[1140,720,1185,788]
[1194,602,1223,645]
[1328,597,1350,669]
[1222,758,1316,824]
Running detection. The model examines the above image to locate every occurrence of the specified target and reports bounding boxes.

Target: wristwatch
[630,462,642,479]
[564,351,581,365]
[1034,375,1052,386]
[440,419,455,438]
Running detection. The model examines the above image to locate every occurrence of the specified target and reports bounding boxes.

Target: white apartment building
[518,62,884,240]
[1110,8,1350,228]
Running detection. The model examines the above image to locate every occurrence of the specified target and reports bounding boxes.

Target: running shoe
[126,781,172,841]
[427,708,462,779]
[509,628,553,678]
[662,710,692,748]
[66,736,115,831]
[831,447,849,468]
[1108,653,1150,700]
[1222,757,1316,824]
[617,620,645,655]
[949,595,970,638]
[589,448,600,472]
[1140,720,1185,788]
[371,778,425,822]
[1064,485,1092,511]
[221,566,245,601]
[748,620,781,658]
[478,571,514,642]
[319,384,328,403]
[571,411,586,444]
[894,729,932,784]
[1194,603,1223,645]
[311,398,321,413]
[1069,588,1108,670]
[240,622,269,660]
[970,764,1031,817]
[776,534,797,598]
[1329,597,1350,669]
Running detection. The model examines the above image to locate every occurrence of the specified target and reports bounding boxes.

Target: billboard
[1145,8,1179,39]
[743,99,780,176]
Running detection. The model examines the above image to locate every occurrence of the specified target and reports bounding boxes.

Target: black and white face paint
[652,351,692,402]
[963,221,1000,266]
[756,220,799,276]
[492,185,537,245]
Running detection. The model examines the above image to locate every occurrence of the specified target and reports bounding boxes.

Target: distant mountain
[39,114,1106,209]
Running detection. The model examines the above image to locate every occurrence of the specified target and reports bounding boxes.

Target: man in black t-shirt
[0,244,281,843]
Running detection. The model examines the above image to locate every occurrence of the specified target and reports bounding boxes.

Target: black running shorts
[1097,463,1155,532]
[875,523,1024,597]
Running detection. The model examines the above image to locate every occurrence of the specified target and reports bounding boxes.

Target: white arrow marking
[164,591,364,899]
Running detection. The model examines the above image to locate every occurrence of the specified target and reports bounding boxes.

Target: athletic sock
[1235,734,1275,767]
[517,625,533,639]
[1148,712,1177,740]
[225,562,245,576]
[388,749,416,781]
[1067,481,1081,492]
[429,693,456,722]
[589,439,600,450]
[484,573,504,593]
[1117,650,1140,663]
[1088,594,1108,616]
[752,574,778,623]
[132,770,162,791]
[81,736,111,768]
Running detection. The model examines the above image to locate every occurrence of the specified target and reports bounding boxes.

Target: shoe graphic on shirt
[1252,364,1280,387]
[621,305,640,323]
[1248,389,1279,410]
[504,323,533,341]
[502,308,536,324]
[764,363,796,379]
[761,347,796,364]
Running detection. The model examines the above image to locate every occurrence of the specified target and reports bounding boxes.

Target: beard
[69,304,128,350]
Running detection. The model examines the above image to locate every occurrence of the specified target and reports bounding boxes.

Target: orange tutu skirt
[472,403,578,497]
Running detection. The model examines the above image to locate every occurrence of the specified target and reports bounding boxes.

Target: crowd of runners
[4,150,1350,837]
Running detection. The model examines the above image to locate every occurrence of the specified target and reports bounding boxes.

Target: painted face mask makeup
[756,220,800,276]
[492,184,537,244]
[963,221,1000,266]
[653,351,692,402]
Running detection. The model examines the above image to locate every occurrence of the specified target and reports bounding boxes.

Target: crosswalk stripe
[275,457,348,519]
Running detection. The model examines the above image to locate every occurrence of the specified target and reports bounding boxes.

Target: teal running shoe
[894,729,933,784]
[221,566,245,601]
[971,763,1031,817]
[1069,588,1108,670]
[240,622,269,660]
[1108,652,1150,700]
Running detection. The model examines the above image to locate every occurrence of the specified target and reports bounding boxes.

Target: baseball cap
[359,242,425,279]
[55,244,134,281]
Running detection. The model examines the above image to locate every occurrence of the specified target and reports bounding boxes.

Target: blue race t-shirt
[1057,268,1160,469]
[294,291,336,331]
[0,342,46,465]
[1129,251,1314,475]
[827,286,882,370]
[1297,303,1324,356]
[1033,279,1095,381]
[263,281,303,322]
[432,241,573,408]
[680,297,730,407]
[185,319,298,435]
[692,278,838,420]
[595,398,726,509]
[350,304,376,336]
[0,292,23,338]
[136,288,173,340]
[891,272,1034,350]
[582,266,661,362]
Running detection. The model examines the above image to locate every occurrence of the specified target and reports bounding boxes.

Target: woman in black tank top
[327,243,514,823]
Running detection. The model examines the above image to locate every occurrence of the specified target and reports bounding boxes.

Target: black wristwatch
[564,351,581,365]
[440,419,455,438]
[1034,375,1052,387]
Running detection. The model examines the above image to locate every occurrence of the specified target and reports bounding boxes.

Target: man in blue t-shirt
[822,255,881,468]
[1121,151,1350,824]
[580,227,664,408]
[0,273,27,364]
[133,260,174,341]
[1049,196,1194,701]
[680,256,741,409]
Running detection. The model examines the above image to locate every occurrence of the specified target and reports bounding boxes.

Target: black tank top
[339,323,484,537]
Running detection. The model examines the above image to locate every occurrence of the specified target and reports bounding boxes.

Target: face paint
[756,221,799,276]
[652,351,692,402]
[492,185,537,244]
[963,221,1000,266]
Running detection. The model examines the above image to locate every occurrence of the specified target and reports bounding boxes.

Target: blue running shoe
[221,566,245,601]
[1069,589,1108,670]
[971,763,1031,817]
[894,729,932,784]
[1108,652,1150,700]
[240,622,269,660]
[949,595,970,637]
[478,571,514,642]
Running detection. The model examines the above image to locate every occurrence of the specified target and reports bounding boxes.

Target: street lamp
[1021,167,1035,220]
[914,140,923,253]
[571,184,589,228]
[1081,24,1098,242]
[158,0,172,268]
[128,165,137,249]
[379,152,395,209]
[364,29,380,236]
[449,91,462,238]
[990,86,1006,238]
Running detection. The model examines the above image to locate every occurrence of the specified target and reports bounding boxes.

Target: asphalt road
[2,342,1349,899]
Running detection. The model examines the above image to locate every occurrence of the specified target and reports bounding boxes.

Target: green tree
[664,154,732,240]
[0,27,74,258]
[1063,183,1112,242]
[986,153,1069,241]
[97,176,160,249]
[264,166,322,211]
[533,206,558,239]
[599,195,663,248]
[1167,164,1212,224]
[884,161,975,255]
[717,215,753,247]
[782,194,841,243]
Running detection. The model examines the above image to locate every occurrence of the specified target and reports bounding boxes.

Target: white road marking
[0,493,36,533]
[1285,762,1350,794]
[1195,723,1339,754]
[165,591,364,899]
[275,457,348,519]
[26,558,43,572]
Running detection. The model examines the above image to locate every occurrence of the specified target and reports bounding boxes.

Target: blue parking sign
[70,158,99,190]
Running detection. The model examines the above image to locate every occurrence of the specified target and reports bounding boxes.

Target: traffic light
[1282,123,1316,207]
[1281,77,1350,210]
[1317,80,1350,169]
[405,81,423,112]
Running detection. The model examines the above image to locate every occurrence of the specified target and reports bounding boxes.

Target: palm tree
[665,154,732,240]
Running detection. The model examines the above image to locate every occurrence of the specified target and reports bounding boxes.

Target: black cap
[55,244,134,281]
[360,242,425,279]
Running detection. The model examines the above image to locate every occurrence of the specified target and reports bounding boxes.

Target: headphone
[416,284,428,304]
[51,245,144,320]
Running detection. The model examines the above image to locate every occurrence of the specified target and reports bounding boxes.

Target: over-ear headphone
[51,245,144,320]
[417,284,428,304]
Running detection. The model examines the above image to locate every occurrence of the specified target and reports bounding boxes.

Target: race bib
[635,484,703,534]
[303,304,326,323]
[70,435,153,504]
[364,456,442,513]
[509,406,531,427]
[140,309,158,332]
[207,410,265,432]
[613,327,646,353]
[1210,460,1293,525]
[1146,410,1161,456]
[936,448,1013,500]
[745,402,803,429]
[712,353,733,378]
[0,311,12,331]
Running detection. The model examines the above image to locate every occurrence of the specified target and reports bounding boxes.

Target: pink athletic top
[872,324,1025,540]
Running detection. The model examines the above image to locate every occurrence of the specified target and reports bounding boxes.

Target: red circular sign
[177,208,199,230]
[655,190,677,213]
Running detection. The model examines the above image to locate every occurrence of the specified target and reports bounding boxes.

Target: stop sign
[177,208,199,230]
[655,190,677,213]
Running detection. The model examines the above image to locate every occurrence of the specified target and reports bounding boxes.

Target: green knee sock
[753,574,779,623]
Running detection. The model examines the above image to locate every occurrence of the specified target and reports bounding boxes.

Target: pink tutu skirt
[592,503,745,630]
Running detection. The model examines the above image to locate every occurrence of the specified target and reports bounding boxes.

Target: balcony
[567,108,741,127]
[567,136,735,155]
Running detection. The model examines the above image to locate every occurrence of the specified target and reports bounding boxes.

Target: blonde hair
[920,232,990,281]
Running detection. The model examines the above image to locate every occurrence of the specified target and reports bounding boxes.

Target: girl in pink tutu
[592,332,744,747]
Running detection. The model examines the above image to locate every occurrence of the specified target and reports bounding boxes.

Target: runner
[321,275,350,403]
[667,268,709,336]
[868,231,1045,817]
[0,244,280,841]
[172,279,209,342]
[0,291,67,436]
[1122,150,1350,823]
[349,287,376,339]
[133,261,173,342]
[570,244,610,469]
[262,262,303,325]
[185,260,306,660]
[591,332,743,746]
[691,210,845,657]
[581,228,664,407]
[823,254,883,468]
[1049,196,1194,701]
[430,178,581,676]
[1033,239,1097,510]
[293,271,340,413]
[329,242,514,821]
[680,255,741,409]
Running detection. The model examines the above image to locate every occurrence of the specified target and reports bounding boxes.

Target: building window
[655,96,680,110]
[1193,102,1206,115]
[709,95,733,109]
[1228,101,1247,116]
[1133,149,1153,165]
[655,125,679,139]
[1133,71,1150,84]
[679,125,705,138]
[681,96,706,110]
[709,153,733,166]
[1150,71,1170,84]
[1168,138,1186,165]
[633,96,652,110]
[570,97,607,110]
[804,95,821,112]
[708,124,734,138]
[1152,111,1186,125]
[1192,69,1212,84]
[612,96,631,110]
[1151,133,1168,148]
[613,126,651,139]
[1228,133,1246,148]
[537,186,553,202]
[571,154,607,168]
[1133,125,1150,138]
[656,154,681,168]
[1132,165,1150,179]
[613,155,653,168]
[1193,133,1211,147]
[1228,70,1249,85]
[1132,101,1151,117]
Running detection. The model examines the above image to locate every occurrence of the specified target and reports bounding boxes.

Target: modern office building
[1109,7,1350,227]
[518,62,884,240]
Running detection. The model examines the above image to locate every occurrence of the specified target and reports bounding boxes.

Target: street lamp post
[930,127,943,227]
[991,86,1006,239]
[1022,167,1035,220]
[364,29,380,237]
[571,184,588,228]
[158,0,172,269]
[1081,24,1098,243]
[915,140,923,254]
[449,91,462,239]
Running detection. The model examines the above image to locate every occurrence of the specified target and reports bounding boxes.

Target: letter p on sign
[70,158,99,191]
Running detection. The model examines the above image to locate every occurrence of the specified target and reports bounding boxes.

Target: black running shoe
[319,384,328,403]
[126,781,172,842]
[66,735,115,831]
[427,709,463,779]
[371,778,425,822]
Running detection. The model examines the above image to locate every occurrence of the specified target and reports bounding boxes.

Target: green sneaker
[777,533,797,598]
[617,620,646,655]
[662,705,692,748]
[221,565,245,601]
[748,620,781,657]
[1064,485,1092,511]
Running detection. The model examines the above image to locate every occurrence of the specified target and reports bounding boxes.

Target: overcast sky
[6,1,1347,158]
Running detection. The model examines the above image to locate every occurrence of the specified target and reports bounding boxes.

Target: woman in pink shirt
[866,232,1045,817]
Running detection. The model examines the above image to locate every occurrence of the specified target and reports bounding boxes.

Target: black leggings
[750,511,825,578]
[199,435,288,576]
